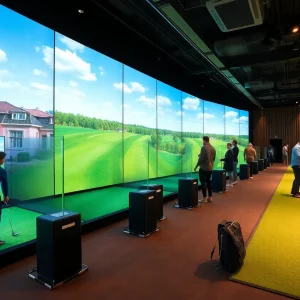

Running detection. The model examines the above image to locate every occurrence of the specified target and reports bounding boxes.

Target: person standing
[232,140,239,184]
[220,143,234,187]
[0,152,9,246]
[291,142,300,198]
[244,143,256,179]
[268,145,275,166]
[282,144,289,166]
[194,136,216,203]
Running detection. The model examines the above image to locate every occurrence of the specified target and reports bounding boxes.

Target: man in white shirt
[282,144,288,165]
[291,142,300,198]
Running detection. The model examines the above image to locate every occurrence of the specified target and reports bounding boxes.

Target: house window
[10,131,23,148]
[12,113,26,120]
[49,118,53,124]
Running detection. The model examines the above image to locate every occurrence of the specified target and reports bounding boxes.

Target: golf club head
[12,232,19,237]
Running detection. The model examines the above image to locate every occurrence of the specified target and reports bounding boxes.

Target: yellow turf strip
[231,168,300,299]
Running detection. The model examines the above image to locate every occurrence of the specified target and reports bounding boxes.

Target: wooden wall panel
[252,106,300,157]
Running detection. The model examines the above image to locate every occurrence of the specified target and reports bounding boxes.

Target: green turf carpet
[0,207,40,251]
[231,168,300,299]
[16,186,173,222]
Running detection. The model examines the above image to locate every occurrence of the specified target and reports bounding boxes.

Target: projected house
[0,101,53,158]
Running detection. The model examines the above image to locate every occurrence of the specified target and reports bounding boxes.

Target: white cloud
[0,49,7,63]
[59,35,85,52]
[113,82,146,94]
[35,46,40,52]
[224,111,238,118]
[130,82,145,93]
[99,66,105,76]
[31,82,52,92]
[33,69,47,77]
[113,83,131,93]
[137,95,172,110]
[0,80,21,89]
[182,97,199,110]
[157,95,172,107]
[0,70,11,79]
[176,111,184,116]
[240,116,248,122]
[138,95,156,108]
[70,81,77,87]
[43,46,97,81]
[197,112,214,120]
[233,116,249,123]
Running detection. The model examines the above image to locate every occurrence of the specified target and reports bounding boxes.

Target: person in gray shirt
[194,136,216,203]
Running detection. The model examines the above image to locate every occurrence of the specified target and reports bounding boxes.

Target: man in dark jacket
[220,143,234,187]
[0,152,9,246]
[194,136,216,203]
[232,140,239,184]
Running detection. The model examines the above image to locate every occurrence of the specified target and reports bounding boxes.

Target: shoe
[233,181,237,185]
[199,198,207,203]
[207,197,212,203]
[249,177,253,179]
[0,240,5,246]
[292,194,300,198]
[226,184,233,187]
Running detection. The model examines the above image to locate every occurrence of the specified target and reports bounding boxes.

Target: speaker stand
[28,264,88,290]
[174,200,201,209]
[123,226,160,238]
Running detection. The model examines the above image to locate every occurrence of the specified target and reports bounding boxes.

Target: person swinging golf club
[0,151,9,245]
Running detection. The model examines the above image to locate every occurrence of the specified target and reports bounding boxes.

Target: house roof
[24,109,53,118]
[0,101,26,114]
[0,101,53,130]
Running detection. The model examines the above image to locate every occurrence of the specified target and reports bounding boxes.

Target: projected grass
[54,125,246,195]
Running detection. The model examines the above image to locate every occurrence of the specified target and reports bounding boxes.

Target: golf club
[6,204,18,237]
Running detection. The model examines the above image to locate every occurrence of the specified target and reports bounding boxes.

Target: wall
[252,106,300,157]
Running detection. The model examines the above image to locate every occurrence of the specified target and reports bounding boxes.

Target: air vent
[206,0,263,32]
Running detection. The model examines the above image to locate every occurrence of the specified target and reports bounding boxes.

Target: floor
[0,165,289,300]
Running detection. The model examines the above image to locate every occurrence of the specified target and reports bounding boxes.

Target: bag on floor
[210,220,246,272]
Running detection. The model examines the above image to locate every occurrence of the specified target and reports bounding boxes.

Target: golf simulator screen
[0,4,249,200]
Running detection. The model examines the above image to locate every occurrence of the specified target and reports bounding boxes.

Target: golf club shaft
[6,204,16,234]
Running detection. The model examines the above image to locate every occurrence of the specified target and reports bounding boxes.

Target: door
[270,139,283,163]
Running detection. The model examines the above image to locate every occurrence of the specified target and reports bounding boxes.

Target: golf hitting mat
[0,207,40,251]
[231,168,300,299]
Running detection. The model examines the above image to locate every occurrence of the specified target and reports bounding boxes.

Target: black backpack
[211,220,246,273]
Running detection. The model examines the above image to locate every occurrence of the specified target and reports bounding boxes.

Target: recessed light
[78,9,84,14]
[292,26,299,33]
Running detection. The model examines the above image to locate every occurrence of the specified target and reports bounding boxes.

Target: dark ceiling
[1,0,300,110]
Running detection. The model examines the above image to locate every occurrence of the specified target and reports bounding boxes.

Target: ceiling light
[78,9,84,14]
[292,26,299,33]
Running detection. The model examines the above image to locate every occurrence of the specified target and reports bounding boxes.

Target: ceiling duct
[214,32,278,57]
[244,80,274,91]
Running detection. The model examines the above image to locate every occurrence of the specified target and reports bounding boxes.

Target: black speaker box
[212,170,226,192]
[252,161,259,174]
[258,159,264,171]
[239,164,249,180]
[178,178,198,208]
[36,212,82,285]
[129,190,157,235]
[264,158,268,169]
[140,184,164,221]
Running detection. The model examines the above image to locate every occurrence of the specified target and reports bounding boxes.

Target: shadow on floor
[194,260,229,282]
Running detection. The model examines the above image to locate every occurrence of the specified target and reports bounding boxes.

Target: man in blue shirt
[0,152,9,246]
[291,143,300,198]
